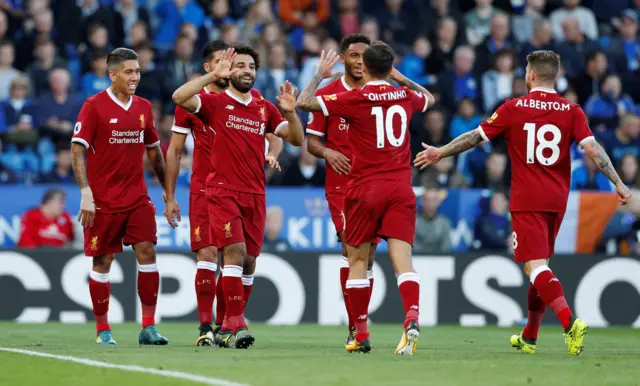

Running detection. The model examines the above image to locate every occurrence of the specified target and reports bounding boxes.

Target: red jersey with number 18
[316,80,429,187]
[478,87,594,213]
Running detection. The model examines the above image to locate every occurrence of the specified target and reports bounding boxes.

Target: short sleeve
[71,101,98,149]
[172,106,192,135]
[405,87,429,113]
[316,90,359,120]
[265,100,287,134]
[477,102,511,142]
[305,111,327,137]
[193,93,220,124]
[144,102,160,147]
[572,105,595,147]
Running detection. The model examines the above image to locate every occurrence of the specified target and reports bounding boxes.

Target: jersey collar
[106,87,133,111]
[529,87,557,94]
[340,76,352,91]
[225,89,252,106]
[364,80,391,87]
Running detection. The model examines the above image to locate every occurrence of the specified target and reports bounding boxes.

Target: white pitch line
[0,347,249,386]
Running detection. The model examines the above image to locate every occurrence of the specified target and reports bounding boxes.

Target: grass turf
[0,323,639,386]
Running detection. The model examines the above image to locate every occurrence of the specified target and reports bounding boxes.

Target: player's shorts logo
[224,222,232,238]
[90,236,99,251]
[194,226,202,242]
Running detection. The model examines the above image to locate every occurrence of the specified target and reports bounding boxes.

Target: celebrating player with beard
[172,46,304,349]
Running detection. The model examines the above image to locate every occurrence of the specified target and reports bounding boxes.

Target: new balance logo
[109,118,118,124]
[357,314,367,320]
[410,305,419,310]
[549,278,559,283]
[225,105,234,110]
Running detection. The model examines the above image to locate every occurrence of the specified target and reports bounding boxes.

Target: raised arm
[296,50,340,112]
[275,80,304,146]
[390,67,435,108]
[71,142,95,227]
[582,139,632,204]
[414,129,483,169]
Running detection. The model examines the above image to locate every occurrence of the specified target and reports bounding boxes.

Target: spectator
[220,23,241,46]
[128,20,149,48]
[412,108,449,160]
[359,17,380,42]
[512,0,546,44]
[242,0,276,43]
[278,0,329,28]
[153,0,205,51]
[437,45,480,112]
[0,40,20,101]
[40,144,74,183]
[135,42,162,103]
[482,49,516,113]
[571,49,608,106]
[203,0,237,43]
[15,8,56,72]
[81,50,109,98]
[584,74,635,129]
[58,0,117,47]
[555,16,601,78]
[571,153,614,191]
[34,68,81,143]
[80,24,112,73]
[475,13,513,74]
[519,19,554,66]
[0,11,8,43]
[276,138,325,186]
[473,190,511,251]
[473,151,509,190]
[550,0,599,42]
[422,156,468,188]
[618,153,640,188]
[113,0,150,47]
[2,75,37,144]
[262,205,291,252]
[298,37,342,92]
[596,114,640,166]
[397,36,432,87]
[623,50,640,103]
[450,98,482,138]
[422,0,465,47]
[608,9,639,74]
[27,38,66,97]
[414,185,452,253]
[464,0,504,47]
[427,17,459,75]
[373,0,421,47]
[254,42,299,104]
[17,188,74,248]
[162,34,196,101]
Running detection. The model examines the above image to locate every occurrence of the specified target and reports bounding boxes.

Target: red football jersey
[17,208,74,248]
[317,80,429,188]
[193,89,286,194]
[72,88,160,213]
[306,76,352,193]
[478,87,594,212]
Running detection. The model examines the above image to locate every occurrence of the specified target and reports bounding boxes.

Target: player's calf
[195,246,218,345]
[90,254,115,340]
[345,243,371,348]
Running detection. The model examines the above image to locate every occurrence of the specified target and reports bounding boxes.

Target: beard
[230,73,255,93]
[214,77,229,89]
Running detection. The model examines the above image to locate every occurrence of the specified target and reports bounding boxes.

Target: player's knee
[197,246,218,263]
[523,259,547,278]
[243,256,256,275]
[223,243,246,266]
[134,242,156,265]
[93,254,115,272]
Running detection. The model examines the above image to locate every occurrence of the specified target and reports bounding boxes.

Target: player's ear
[203,62,211,73]
[108,70,117,82]
[339,54,345,64]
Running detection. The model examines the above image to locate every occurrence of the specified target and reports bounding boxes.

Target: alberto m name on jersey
[515,98,571,111]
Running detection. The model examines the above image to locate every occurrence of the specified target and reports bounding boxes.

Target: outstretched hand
[211,47,238,81]
[413,143,442,170]
[277,80,298,113]
[315,50,340,79]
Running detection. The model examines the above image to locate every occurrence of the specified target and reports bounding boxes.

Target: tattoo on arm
[585,141,622,185]
[71,143,89,188]
[440,130,483,158]
[296,74,324,112]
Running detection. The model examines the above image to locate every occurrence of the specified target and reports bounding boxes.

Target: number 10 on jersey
[372,106,408,148]
[523,123,561,166]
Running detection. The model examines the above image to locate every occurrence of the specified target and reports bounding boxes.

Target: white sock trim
[223,265,243,278]
[197,261,218,272]
[530,265,551,285]
[90,271,109,283]
[397,272,420,286]
[241,274,254,286]
[340,256,349,268]
[137,263,158,273]
[367,270,373,280]
[346,278,370,289]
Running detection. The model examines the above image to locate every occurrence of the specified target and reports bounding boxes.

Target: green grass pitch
[1,323,639,386]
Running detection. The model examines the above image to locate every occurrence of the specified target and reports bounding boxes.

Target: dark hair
[134,41,152,52]
[233,44,260,71]
[526,50,560,82]
[91,48,109,60]
[586,49,605,63]
[339,34,370,53]
[107,47,138,69]
[42,189,65,205]
[202,40,230,61]
[363,41,394,78]
[87,23,107,36]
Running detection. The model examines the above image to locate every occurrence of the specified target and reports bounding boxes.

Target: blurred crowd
[1,0,640,253]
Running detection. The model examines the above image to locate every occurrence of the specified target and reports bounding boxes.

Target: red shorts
[83,203,157,256]
[189,192,213,252]
[206,187,266,257]
[343,180,416,246]
[327,191,382,244]
[511,211,565,262]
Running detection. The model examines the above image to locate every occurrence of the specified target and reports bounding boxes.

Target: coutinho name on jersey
[109,130,145,144]
[515,99,571,111]
[226,114,265,135]
[364,89,408,101]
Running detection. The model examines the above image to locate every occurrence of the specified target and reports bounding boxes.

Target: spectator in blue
[0,41,20,101]
[571,49,608,106]
[474,13,514,75]
[450,98,482,139]
[254,42,298,105]
[473,189,511,251]
[481,49,516,113]
[80,24,113,74]
[519,19,554,67]
[135,42,163,103]
[397,36,432,87]
[81,50,109,98]
[162,34,197,102]
[113,0,150,47]
[608,9,639,73]
[154,0,204,51]
[437,45,480,112]
[34,68,81,143]
[584,74,635,130]
[40,144,74,183]
[27,38,67,97]
[14,8,56,72]
[556,16,600,78]
[571,153,614,191]
[596,114,640,166]
[2,75,37,142]
[618,153,640,188]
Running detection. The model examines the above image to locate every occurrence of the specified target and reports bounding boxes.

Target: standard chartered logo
[226,114,263,135]
[109,130,144,144]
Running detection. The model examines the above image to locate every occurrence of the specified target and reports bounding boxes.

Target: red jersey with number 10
[316,80,429,188]
[478,87,594,213]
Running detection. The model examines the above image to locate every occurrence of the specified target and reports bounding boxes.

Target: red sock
[221,265,246,332]
[89,272,111,333]
[523,284,545,341]
[215,273,225,326]
[242,274,254,310]
[531,266,573,330]
[195,261,217,326]
[346,279,370,342]
[137,264,159,328]
[366,270,374,308]
[398,272,420,328]
[340,260,353,329]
